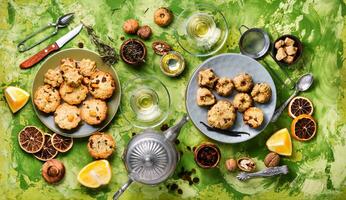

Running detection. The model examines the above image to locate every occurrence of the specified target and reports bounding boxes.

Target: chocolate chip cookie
[243,107,264,128]
[215,77,234,96]
[54,103,81,130]
[60,58,77,73]
[198,68,218,88]
[197,87,216,106]
[88,71,115,100]
[80,98,107,125]
[44,68,63,88]
[251,83,272,103]
[207,100,237,130]
[87,132,115,159]
[233,93,253,112]
[78,58,96,77]
[59,82,88,105]
[233,73,254,92]
[62,68,83,87]
[34,85,61,113]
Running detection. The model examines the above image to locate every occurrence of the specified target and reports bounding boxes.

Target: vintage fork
[237,165,289,181]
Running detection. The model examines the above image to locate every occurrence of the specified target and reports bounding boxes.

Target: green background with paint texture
[1,0,346,199]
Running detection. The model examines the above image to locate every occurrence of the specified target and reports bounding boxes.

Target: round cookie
[87,132,115,159]
[233,73,254,92]
[215,77,234,96]
[207,100,236,130]
[78,58,96,77]
[59,82,88,105]
[88,71,115,100]
[243,107,264,128]
[60,58,77,73]
[62,68,83,87]
[233,93,253,112]
[44,68,63,88]
[34,85,61,113]
[80,98,107,125]
[54,103,81,130]
[198,68,218,89]
[251,83,272,103]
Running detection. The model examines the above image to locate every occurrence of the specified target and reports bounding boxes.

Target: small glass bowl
[121,76,171,129]
[160,51,185,77]
[174,4,229,57]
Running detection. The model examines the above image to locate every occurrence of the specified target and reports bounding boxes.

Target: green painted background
[1,0,346,199]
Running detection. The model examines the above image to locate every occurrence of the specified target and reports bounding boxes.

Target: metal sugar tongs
[17,13,74,52]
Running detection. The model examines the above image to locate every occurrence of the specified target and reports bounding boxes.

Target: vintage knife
[19,24,83,69]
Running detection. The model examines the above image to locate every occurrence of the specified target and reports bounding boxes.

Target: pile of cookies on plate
[34,58,116,130]
[196,68,272,130]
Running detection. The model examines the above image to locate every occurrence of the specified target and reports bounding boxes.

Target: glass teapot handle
[164,114,189,142]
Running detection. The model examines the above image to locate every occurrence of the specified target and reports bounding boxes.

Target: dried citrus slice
[266,128,292,156]
[34,134,58,161]
[51,133,73,153]
[77,160,111,188]
[288,96,313,118]
[18,126,45,153]
[4,86,30,113]
[291,114,317,141]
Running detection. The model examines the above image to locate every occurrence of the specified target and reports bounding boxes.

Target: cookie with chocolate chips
[80,98,107,125]
[88,71,115,100]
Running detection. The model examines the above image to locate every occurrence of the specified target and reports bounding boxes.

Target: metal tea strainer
[113,115,189,200]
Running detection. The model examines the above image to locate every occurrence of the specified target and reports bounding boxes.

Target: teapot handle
[164,114,189,142]
[113,178,134,200]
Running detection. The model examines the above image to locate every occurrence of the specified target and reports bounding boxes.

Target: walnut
[264,152,280,167]
[225,158,237,172]
[123,19,139,34]
[137,25,152,40]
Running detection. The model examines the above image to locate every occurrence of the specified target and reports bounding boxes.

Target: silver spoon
[271,73,314,122]
[17,13,74,52]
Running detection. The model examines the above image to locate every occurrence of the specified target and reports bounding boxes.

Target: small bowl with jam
[194,143,221,168]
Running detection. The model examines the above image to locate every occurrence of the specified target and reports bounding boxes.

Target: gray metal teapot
[113,115,189,200]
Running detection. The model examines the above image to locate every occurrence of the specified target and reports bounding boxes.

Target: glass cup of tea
[174,4,229,57]
[122,76,171,129]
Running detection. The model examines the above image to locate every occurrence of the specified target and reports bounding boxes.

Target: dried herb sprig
[82,22,118,66]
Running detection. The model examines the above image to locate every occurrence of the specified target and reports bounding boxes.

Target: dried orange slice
[291,114,317,141]
[77,160,111,188]
[34,134,58,161]
[4,86,30,113]
[51,133,73,153]
[288,96,313,118]
[18,126,45,153]
[266,128,292,156]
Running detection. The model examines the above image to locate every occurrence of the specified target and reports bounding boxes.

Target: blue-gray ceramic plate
[186,53,276,143]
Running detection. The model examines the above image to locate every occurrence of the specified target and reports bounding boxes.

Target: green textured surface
[0,0,346,199]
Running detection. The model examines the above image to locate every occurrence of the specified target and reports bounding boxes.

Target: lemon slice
[77,160,111,188]
[266,128,292,156]
[4,86,30,113]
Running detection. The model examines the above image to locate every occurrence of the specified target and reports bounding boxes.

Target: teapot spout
[164,114,189,142]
